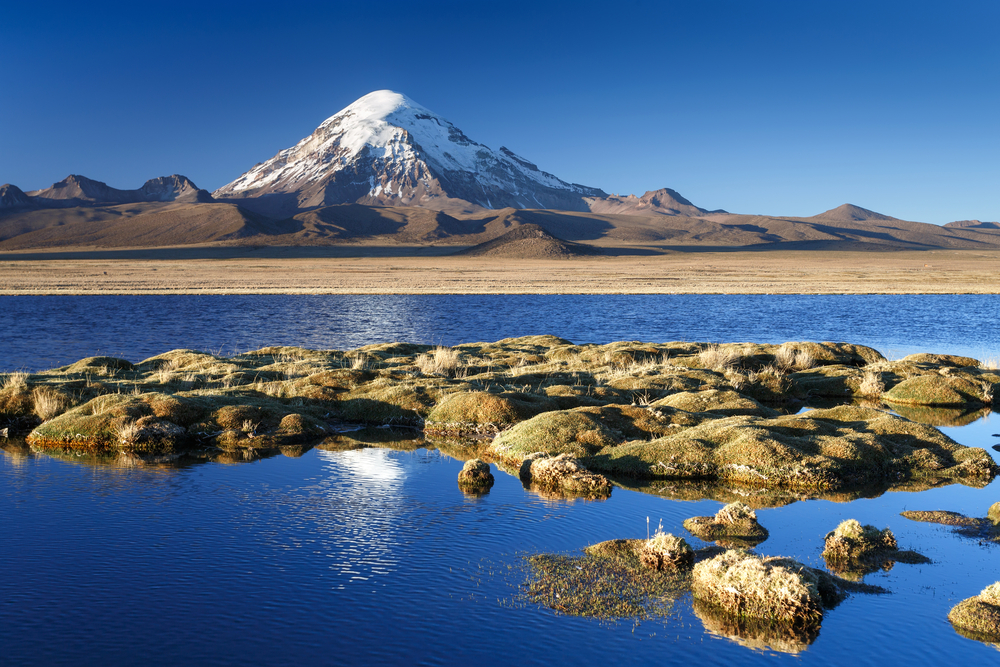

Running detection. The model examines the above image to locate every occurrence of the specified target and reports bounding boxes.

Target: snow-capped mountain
[213,90,606,216]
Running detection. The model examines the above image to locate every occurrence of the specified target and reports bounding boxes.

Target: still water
[2,295,1000,666]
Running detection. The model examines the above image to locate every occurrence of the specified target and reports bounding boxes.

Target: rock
[457,458,494,491]
[519,452,612,498]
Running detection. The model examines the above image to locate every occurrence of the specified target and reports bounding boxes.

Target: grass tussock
[858,371,886,398]
[2,371,28,391]
[949,582,1000,641]
[32,387,71,421]
[638,527,694,571]
[692,551,825,625]
[415,346,462,377]
[684,502,770,547]
[520,452,612,498]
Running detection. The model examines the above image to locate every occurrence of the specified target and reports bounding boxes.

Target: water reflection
[694,598,819,654]
[311,448,406,589]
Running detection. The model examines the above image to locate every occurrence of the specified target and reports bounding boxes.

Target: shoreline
[1,248,1000,295]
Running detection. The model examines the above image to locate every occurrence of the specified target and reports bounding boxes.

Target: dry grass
[415,346,461,377]
[2,371,29,390]
[638,529,694,571]
[32,388,71,421]
[692,551,825,624]
[858,371,886,398]
[699,344,741,372]
[775,344,815,371]
[113,419,142,444]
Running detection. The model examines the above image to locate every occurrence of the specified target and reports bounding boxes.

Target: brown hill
[2,197,1000,254]
[0,184,31,209]
[810,203,896,222]
[0,201,278,250]
[584,188,722,217]
[945,220,1000,229]
[26,174,212,207]
[456,223,601,258]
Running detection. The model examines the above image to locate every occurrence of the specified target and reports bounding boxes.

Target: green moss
[490,410,619,464]
[654,390,778,418]
[901,353,981,368]
[883,375,989,406]
[424,391,556,436]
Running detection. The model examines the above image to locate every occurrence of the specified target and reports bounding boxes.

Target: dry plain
[1,247,998,294]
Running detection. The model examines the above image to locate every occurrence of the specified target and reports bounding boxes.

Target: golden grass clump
[858,371,885,398]
[457,458,494,491]
[2,371,28,391]
[989,502,1000,525]
[638,530,694,571]
[774,344,816,372]
[692,551,825,624]
[822,519,897,560]
[949,582,1000,641]
[699,344,741,372]
[32,387,71,421]
[415,346,462,377]
[684,502,770,547]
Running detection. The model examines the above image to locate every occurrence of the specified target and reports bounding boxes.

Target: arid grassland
[1,249,999,294]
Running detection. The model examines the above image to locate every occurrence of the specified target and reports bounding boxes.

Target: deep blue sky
[2,0,997,223]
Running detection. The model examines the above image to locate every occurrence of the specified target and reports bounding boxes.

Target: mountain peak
[212,90,606,217]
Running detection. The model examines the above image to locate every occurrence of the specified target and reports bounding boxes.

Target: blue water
[3,294,1000,666]
[1,294,998,372]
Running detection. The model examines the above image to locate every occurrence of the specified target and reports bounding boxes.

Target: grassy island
[1,336,997,497]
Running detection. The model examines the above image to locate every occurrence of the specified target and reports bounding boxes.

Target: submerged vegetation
[1,336,996,502]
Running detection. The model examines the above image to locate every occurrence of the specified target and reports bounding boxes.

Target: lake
[2,294,999,666]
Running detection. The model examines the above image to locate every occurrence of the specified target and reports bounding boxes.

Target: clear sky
[2,0,997,223]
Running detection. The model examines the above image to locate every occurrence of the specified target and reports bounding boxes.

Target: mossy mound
[519,452,612,498]
[883,375,990,406]
[901,353,981,368]
[900,510,983,528]
[457,458,494,491]
[949,583,1000,641]
[989,502,1000,525]
[684,502,770,547]
[592,405,998,489]
[26,392,329,454]
[60,356,136,373]
[821,519,929,580]
[424,391,555,436]
[638,532,694,571]
[490,410,620,463]
[823,519,898,558]
[692,551,830,625]
[653,390,778,418]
